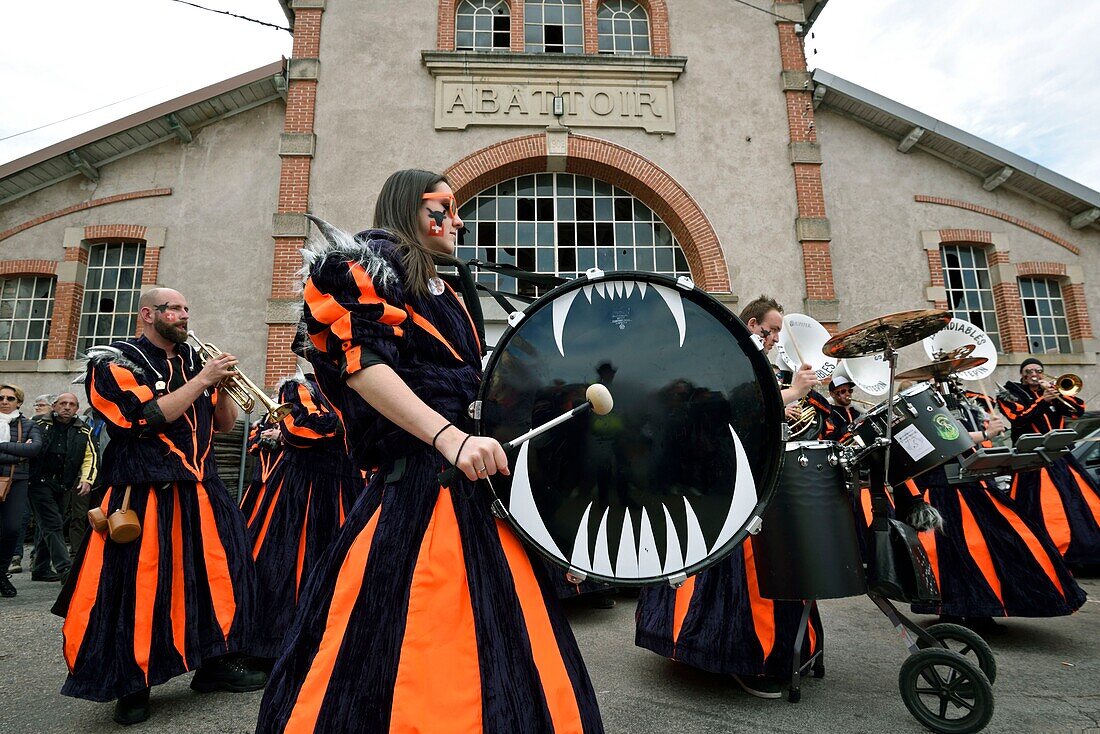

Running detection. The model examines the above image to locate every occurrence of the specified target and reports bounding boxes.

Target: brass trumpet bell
[1056,373,1082,398]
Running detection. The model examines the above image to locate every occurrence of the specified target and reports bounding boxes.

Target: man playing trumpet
[53,288,265,725]
[999,357,1100,566]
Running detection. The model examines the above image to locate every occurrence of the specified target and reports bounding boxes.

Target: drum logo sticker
[932,414,960,441]
[610,307,632,330]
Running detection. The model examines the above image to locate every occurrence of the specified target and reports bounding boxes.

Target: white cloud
[808,0,1100,191]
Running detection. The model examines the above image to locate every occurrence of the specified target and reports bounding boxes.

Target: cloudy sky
[1,1,1097,191]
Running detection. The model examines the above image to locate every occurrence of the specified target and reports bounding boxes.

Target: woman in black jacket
[0,383,44,598]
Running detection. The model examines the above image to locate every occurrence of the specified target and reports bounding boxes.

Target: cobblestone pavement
[1,555,1097,733]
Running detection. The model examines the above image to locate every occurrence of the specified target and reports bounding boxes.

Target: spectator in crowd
[0,384,44,598]
[29,393,98,580]
[9,393,64,573]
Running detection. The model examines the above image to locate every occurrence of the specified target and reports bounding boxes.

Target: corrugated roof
[0,60,286,207]
[812,69,1100,233]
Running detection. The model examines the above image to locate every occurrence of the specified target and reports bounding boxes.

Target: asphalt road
[1,561,1097,733]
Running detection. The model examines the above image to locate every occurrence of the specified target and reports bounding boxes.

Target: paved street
[1,564,1097,733]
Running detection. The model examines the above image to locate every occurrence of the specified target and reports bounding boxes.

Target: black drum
[751,441,867,600]
[846,383,973,485]
[477,271,784,586]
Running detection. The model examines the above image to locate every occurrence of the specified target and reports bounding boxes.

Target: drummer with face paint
[636,294,825,699]
[256,170,604,733]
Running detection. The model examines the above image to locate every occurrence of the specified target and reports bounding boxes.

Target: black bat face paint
[426,208,448,236]
[478,273,784,584]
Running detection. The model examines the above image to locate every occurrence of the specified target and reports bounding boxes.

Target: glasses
[422,192,457,217]
[0,396,18,402]
[833,387,853,394]
[1022,368,1044,375]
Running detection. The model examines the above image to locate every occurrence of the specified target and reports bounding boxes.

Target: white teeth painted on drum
[614,281,624,299]
[592,506,614,576]
[615,509,639,578]
[682,498,708,567]
[710,425,760,552]
[636,508,662,578]
[594,281,607,299]
[624,280,635,298]
[552,288,582,358]
[652,284,687,347]
[582,284,593,303]
[508,443,566,561]
[661,503,684,575]
[638,281,648,299]
[570,501,594,571]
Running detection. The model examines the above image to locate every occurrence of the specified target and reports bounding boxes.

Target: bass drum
[476,271,784,586]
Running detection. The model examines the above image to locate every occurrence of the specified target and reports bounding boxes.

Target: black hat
[1020,357,1044,373]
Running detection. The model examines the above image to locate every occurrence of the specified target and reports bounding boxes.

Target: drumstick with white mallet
[437,383,614,485]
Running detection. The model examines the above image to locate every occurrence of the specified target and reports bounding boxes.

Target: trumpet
[187,331,292,423]
[1040,373,1082,410]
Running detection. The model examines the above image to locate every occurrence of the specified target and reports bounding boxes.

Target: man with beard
[636,294,827,699]
[54,287,264,725]
[28,393,98,581]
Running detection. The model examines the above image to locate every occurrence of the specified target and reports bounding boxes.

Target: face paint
[426,208,447,236]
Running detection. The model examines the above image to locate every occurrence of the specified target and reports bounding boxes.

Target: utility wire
[0,87,170,142]
[726,0,793,23]
[166,0,291,33]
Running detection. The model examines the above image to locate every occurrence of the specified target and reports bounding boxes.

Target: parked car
[1070,414,1100,486]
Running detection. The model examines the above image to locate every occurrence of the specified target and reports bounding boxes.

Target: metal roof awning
[811,69,1100,233]
[0,60,287,207]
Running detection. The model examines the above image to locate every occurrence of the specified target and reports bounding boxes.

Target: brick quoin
[437,0,669,55]
[0,189,171,243]
[775,0,835,326]
[46,281,84,359]
[134,247,162,338]
[445,134,730,292]
[1015,261,1067,278]
[267,7,323,388]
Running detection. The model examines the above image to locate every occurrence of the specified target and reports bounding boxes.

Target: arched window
[0,276,55,360]
[78,241,145,354]
[524,0,584,54]
[456,0,511,51]
[1019,277,1071,354]
[457,173,690,297]
[597,0,651,55]
[940,244,1001,351]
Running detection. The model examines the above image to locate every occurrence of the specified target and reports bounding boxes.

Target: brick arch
[583,0,670,56]
[445,133,729,291]
[83,224,148,242]
[438,0,524,53]
[0,260,58,278]
[1016,261,1067,279]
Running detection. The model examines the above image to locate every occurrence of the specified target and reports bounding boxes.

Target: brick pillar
[775,1,837,330]
[47,235,88,359]
[267,0,324,388]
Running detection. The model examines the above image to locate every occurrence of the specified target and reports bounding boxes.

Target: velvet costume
[246,374,362,659]
[256,229,603,733]
[53,336,257,702]
[999,381,1100,564]
[239,418,285,522]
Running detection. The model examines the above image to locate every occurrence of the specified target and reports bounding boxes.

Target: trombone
[1041,373,1083,411]
[187,331,292,424]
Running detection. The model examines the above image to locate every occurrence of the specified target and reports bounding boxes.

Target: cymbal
[822,310,951,358]
[932,344,976,360]
[895,357,989,382]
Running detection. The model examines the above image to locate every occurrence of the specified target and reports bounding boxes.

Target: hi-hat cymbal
[895,357,989,382]
[822,310,951,358]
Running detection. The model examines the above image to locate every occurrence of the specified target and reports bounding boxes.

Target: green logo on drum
[933,415,960,441]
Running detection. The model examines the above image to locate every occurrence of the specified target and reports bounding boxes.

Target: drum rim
[785,440,839,451]
[475,269,785,585]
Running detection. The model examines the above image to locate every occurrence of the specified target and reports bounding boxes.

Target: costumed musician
[822,366,861,442]
[997,357,1100,565]
[635,294,824,700]
[53,287,265,725]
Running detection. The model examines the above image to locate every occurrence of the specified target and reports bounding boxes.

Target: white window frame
[77,241,146,354]
[597,0,651,55]
[940,244,1002,352]
[524,0,584,54]
[1019,276,1071,354]
[456,0,511,51]
[0,275,56,361]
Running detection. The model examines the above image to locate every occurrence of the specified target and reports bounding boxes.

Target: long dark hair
[373,169,457,298]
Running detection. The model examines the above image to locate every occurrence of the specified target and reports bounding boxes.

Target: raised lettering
[638,91,663,118]
[591,91,614,116]
[447,86,471,114]
[477,88,499,114]
[505,88,528,115]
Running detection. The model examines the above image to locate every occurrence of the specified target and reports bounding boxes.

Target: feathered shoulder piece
[300,214,400,295]
[74,343,147,385]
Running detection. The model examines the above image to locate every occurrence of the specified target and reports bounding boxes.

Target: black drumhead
[478,272,783,585]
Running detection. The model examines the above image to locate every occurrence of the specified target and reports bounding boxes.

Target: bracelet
[432,422,454,452]
[453,434,472,468]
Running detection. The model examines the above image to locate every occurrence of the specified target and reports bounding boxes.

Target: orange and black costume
[246,373,361,659]
[239,418,284,521]
[53,336,257,702]
[910,391,1085,618]
[999,381,1100,565]
[256,229,603,732]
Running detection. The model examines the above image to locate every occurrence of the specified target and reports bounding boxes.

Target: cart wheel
[898,649,994,734]
[921,623,998,685]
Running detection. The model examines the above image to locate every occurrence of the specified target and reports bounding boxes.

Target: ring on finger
[476,466,487,475]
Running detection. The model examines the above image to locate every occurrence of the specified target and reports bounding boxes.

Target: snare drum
[846,382,973,485]
[476,271,785,586]
[751,441,866,600]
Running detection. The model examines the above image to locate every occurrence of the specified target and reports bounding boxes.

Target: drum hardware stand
[944,430,1075,484]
